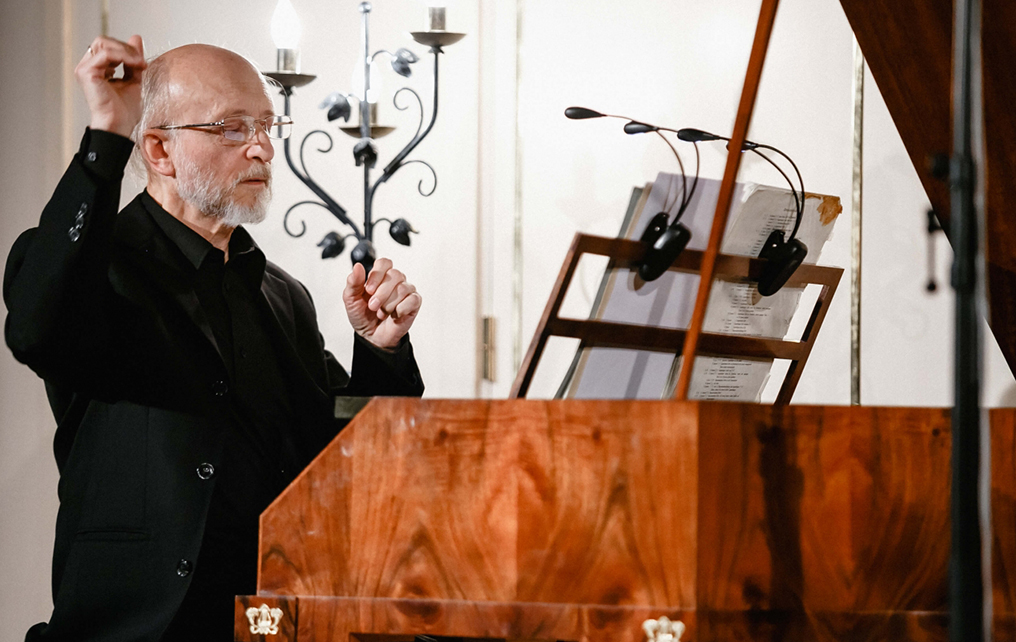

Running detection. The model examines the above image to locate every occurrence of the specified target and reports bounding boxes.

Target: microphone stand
[949,0,986,639]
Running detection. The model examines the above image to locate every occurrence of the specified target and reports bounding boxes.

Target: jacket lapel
[113,197,225,365]
[170,284,223,363]
[259,271,330,405]
[261,271,297,340]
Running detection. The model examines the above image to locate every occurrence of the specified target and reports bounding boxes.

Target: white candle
[358,102,379,127]
[271,0,302,72]
[428,4,446,31]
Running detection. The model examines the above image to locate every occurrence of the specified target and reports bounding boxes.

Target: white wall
[0,0,91,636]
[1,0,1013,638]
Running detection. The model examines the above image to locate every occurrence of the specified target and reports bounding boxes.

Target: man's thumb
[346,261,366,292]
[128,34,145,61]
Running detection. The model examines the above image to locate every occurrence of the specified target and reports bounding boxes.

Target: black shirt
[145,197,301,641]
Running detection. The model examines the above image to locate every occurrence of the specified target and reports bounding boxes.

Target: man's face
[166,54,276,227]
[175,148,273,227]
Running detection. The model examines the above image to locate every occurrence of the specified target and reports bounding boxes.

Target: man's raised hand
[343,259,422,350]
[74,35,146,138]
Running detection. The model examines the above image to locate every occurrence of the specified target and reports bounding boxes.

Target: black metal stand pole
[359,3,373,241]
[949,0,986,639]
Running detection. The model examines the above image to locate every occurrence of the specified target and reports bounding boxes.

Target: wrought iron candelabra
[265,1,465,272]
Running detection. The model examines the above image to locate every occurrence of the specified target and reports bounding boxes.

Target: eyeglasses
[153,115,294,143]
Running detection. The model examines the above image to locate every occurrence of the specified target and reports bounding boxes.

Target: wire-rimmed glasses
[154,115,294,143]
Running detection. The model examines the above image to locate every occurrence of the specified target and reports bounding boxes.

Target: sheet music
[566,173,841,401]
[703,282,800,339]
[670,356,773,401]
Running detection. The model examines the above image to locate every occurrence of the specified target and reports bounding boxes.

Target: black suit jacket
[4,130,424,641]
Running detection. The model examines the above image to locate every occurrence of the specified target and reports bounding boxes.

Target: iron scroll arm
[393,87,425,142]
[284,200,333,238]
[280,91,363,239]
[381,48,442,179]
[399,159,438,197]
[365,46,443,232]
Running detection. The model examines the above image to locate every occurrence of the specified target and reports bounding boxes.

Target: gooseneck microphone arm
[684,140,701,218]
[678,128,805,241]
[750,149,802,237]
[651,130,688,215]
[751,142,806,240]
[622,120,702,219]
[565,107,692,220]
[565,106,703,282]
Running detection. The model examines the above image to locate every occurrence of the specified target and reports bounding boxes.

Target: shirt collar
[141,191,267,290]
[225,227,268,293]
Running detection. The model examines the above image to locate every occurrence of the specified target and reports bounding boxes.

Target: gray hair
[127,53,172,180]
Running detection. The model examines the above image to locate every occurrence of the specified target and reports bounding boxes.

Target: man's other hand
[75,34,147,139]
[343,258,422,350]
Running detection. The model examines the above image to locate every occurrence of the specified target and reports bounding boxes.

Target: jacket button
[176,559,193,577]
[211,380,228,396]
[196,462,215,480]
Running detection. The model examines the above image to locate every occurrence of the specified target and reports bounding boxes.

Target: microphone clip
[757,230,808,296]
[637,212,691,282]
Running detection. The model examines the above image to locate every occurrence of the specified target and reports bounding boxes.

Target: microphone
[564,106,606,120]
[678,127,759,150]
[564,107,696,281]
[677,128,722,143]
[679,127,807,295]
[623,121,659,134]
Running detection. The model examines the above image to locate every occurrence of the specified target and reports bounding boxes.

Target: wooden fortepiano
[235,1,1016,640]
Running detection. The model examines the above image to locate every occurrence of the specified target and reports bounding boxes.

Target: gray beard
[176,164,272,228]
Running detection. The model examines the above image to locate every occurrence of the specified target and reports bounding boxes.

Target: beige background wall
[2,0,1012,638]
[1,0,78,634]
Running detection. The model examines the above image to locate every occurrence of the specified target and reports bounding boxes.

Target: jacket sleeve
[342,332,424,397]
[3,129,135,386]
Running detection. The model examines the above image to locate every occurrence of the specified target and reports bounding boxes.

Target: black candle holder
[265,1,465,273]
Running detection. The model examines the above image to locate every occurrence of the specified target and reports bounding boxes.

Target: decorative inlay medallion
[246,604,284,635]
[643,616,685,642]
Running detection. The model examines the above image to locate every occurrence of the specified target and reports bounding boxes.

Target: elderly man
[4,35,424,641]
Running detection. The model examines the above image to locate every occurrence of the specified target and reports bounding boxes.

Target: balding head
[133,44,274,169]
[134,43,278,232]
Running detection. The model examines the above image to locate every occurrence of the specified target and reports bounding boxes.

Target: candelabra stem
[359,2,375,241]
[364,159,373,239]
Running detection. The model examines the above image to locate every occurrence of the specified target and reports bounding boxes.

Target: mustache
[233,165,272,186]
